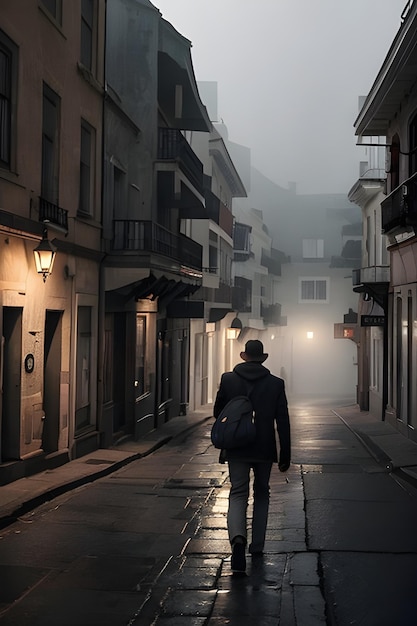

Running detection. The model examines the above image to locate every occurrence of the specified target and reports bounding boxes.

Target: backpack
[211,387,256,450]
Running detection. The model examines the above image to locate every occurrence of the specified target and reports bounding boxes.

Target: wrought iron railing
[39,197,68,231]
[112,220,202,270]
[158,128,204,194]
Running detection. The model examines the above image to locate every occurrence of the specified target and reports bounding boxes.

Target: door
[112,312,127,433]
[43,310,63,453]
[200,332,208,406]
[1,307,22,460]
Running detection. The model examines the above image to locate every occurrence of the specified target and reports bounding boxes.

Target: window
[299,278,329,303]
[41,0,62,24]
[302,238,324,259]
[233,222,251,253]
[79,119,95,216]
[42,83,60,203]
[81,0,94,71]
[0,31,17,170]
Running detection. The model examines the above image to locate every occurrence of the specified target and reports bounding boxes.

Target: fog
[154,0,405,194]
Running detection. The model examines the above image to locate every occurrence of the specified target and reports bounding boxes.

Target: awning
[105,272,200,311]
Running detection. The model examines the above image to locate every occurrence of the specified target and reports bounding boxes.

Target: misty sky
[154,0,406,195]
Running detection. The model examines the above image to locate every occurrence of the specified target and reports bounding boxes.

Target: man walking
[213,339,291,574]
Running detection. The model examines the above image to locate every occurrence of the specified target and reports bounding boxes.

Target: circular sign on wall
[25,353,35,374]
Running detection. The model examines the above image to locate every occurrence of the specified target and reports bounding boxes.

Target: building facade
[354,1,417,442]
[101,0,211,442]
[0,0,105,483]
[0,0,315,485]
[348,140,389,418]
[238,173,362,403]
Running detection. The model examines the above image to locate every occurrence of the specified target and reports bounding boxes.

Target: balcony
[197,282,232,304]
[39,197,68,232]
[352,265,390,308]
[200,189,233,236]
[232,277,252,312]
[112,220,202,271]
[261,249,282,276]
[381,172,417,235]
[157,128,204,195]
[352,266,390,285]
[261,302,286,326]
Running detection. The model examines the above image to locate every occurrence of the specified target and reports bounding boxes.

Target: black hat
[240,340,268,363]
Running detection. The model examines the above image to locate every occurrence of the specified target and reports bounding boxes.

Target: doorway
[43,310,63,453]
[1,307,22,461]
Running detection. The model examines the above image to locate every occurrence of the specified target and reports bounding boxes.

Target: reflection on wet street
[0,402,416,625]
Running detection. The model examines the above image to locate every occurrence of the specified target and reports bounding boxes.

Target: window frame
[302,238,324,260]
[80,0,95,72]
[41,82,61,204]
[299,277,329,303]
[40,0,63,25]
[0,30,18,172]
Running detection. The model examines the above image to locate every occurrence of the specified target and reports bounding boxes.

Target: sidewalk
[1,403,417,529]
[332,404,417,487]
[0,406,213,529]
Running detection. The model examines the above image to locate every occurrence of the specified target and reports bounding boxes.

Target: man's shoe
[231,542,246,574]
[250,550,264,558]
[249,542,264,556]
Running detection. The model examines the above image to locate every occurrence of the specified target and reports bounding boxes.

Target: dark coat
[213,361,291,465]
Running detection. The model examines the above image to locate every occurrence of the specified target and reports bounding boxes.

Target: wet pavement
[0,400,416,625]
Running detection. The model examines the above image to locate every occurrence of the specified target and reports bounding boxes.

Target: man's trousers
[227,459,273,553]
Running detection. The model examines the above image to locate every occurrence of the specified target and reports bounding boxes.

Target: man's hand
[278,462,290,472]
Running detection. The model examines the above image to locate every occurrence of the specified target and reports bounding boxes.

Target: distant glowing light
[307,331,314,339]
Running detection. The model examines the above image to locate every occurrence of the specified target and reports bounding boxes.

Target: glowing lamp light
[33,230,57,282]
[307,331,314,339]
[227,316,242,340]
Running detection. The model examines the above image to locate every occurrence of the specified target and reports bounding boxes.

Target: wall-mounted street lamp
[33,229,57,282]
[227,315,242,340]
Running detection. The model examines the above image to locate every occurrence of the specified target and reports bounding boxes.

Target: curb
[0,414,213,531]
[334,410,393,471]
